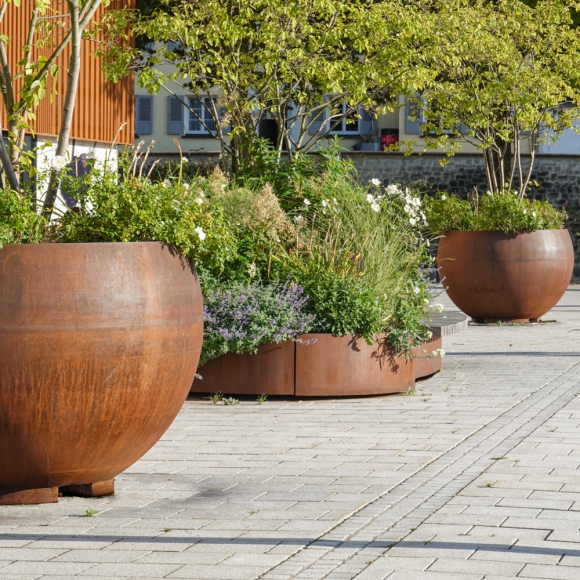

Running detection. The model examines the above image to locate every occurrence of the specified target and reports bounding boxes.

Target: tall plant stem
[43,0,102,216]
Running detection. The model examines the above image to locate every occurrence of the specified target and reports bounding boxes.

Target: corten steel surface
[193,341,295,396]
[191,335,442,398]
[0,242,203,499]
[295,334,414,397]
[437,230,574,322]
[0,487,58,505]
[412,336,443,380]
[1,0,134,144]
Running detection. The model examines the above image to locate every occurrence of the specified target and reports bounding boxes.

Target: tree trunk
[43,0,83,215]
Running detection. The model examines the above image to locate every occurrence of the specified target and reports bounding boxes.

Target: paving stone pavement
[3,286,580,579]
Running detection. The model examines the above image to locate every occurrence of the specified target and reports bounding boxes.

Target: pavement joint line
[258,361,580,580]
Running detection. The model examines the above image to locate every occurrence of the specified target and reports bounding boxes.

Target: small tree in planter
[408,0,579,323]
[414,0,580,196]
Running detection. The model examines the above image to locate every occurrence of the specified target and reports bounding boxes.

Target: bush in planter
[0,155,241,503]
[200,277,315,366]
[423,189,573,323]
[423,190,566,234]
[272,163,433,355]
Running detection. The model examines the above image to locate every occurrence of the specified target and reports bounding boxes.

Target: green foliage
[0,189,49,246]
[415,0,580,196]
[424,191,567,234]
[291,270,385,345]
[129,0,433,170]
[57,161,236,273]
[272,152,431,353]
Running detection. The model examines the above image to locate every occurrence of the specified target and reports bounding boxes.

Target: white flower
[303,198,311,206]
[413,198,421,207]
[532,211,537,217]
[440,194,446,201]
[183,183,190,189]
[413,286,421,295]
[523,209,527,214]
[195,226,206,241]
[366,194,375,203]
[426,239,430,247]
[248,262,257,278]
[486,191,493,196]
[295,215,304,222]
[432,303,444,313]
[333,198,337,203]
[162,180,169,188]
[404,205,411,213]
[371,202,380,212]
[198,189,205,197]
[221,184,227,190]
[370,178,381,187]
[410,217,417,225]
[432,348,445,358]
[51,155,66,170]
[181,157,188,164]
[420,212,426,220]
[424,298,429,305]
[386,184,399,195]
[322,199,329,207]
[195,197,203,205]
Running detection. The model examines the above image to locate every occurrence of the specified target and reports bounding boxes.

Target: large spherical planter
[193,334,443,397]
[437,230,574,322]
[0,242,203,504]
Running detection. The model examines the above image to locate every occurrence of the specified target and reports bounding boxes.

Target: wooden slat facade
[1,0,134,145]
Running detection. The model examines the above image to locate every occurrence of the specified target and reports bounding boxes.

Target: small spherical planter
[193,334,443,397]
[437,230,574,323]
[0,242,203,504]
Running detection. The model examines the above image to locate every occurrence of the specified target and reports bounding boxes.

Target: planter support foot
[60,479,115,498]
[0,487,58,505]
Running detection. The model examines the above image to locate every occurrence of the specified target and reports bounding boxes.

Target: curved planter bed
[193,334,444,397]
[437,230,574,323]
[0,242,203,505]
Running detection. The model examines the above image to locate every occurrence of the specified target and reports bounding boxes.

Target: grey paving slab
[3,285,580,579]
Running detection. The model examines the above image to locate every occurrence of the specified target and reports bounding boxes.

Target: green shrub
[0,189,50,246]
[424,190,566,234]
[56,162,236,273]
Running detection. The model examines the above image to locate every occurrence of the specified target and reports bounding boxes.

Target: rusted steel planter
[194,341,295,396]
[437,230,574,323]
[193,333,440,397]
[294,333,413,396]
[412,336,443,380]
[0,242,203,504]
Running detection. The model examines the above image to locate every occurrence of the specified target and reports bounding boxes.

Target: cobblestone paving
[2,287,580,579]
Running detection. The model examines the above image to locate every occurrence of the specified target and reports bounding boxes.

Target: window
[329,103,360,134]
[135,95,153,135]
[186,97,217,134]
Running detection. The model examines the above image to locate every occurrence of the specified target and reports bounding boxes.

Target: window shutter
[308,104,327,135]
[135,96,153,135]
[167,95,184,135]
[359,108,374,137]
[405,96,423,135]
